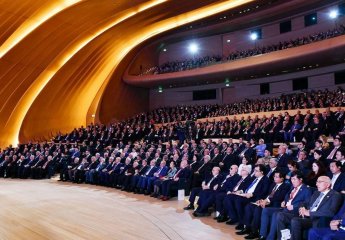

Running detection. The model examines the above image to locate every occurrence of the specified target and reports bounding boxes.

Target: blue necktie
[245,178,258,193]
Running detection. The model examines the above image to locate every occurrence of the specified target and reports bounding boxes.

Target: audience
[141,26,345,75]
[1,89,345,240]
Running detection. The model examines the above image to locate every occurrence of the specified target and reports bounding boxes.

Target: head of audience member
[335,149,345,162]
[149,159,156,167]
[229,165,238,176]
[256,158,264,165]
[204,155,211,163]
[297,151,307,161]
[254,164,266,178]
[313,150,323,161]
[312,161,326,175]
[273,171,285,184]
[278,145,287,155]
[212,167,220,177]
[142,159,147,166]
[329,161,342,175]
[269,158,278,170]
[169,161,176,169]
[240,165,251,178]
[290,171,304,188]
[159,160,166,168]
[316,176,332,193]
[180,160,188,169]
[226,147,233,155]
[333,137,342,148]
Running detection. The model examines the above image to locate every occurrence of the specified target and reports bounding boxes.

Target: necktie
[245,178,258,193]
[327,147,338,159]
[173,169,182,180]
[269,184,278,198]
[233,178,244,191]
[311,192,324,211]
[207,176,216,187]
[289,187,298,200]
[267,169,273,178]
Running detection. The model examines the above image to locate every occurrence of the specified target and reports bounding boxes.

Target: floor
[0,179,243,240]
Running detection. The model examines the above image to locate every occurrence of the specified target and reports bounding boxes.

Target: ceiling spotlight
[163,48,167,52]
[226,39,231,43]
[329,9,339,19]
[189,43,198,54]
[250,32,258,41]
[158,86,163,93]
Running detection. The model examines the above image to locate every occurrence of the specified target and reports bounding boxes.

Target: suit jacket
[175,167,191,179]
[276,153,290,169]
[204,174,224,190]
[221,154,239,172]
[331,172,345,193]
[144,166,158,177]
[154,166,168,178]
[235,176,253,192]
[219,174,241,192]
[283,184,312,214]
[247,176,270,201]
[267,182,292,208]
[307,189,342,219]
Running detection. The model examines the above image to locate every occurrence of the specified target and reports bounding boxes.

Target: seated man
[308,199,345,240]
[259,171,312,240]
[276,176,342,240]
[184,166,223,211]
[145,160,168,195]
[224,164,270,230]
[241,170,290,239]
[216,165,253,223]
[160,160,191,201]
[193,165,240,217]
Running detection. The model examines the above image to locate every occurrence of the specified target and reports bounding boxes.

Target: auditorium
[1,0,345,239]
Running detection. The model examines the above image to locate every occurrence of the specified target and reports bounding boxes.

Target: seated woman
[255,138,267,158]
[305,161,327,188]
[151,161,177,198]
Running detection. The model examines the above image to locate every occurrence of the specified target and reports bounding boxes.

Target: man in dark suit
[194,165,240,217]
[265,158,279,182]
[184,166,223,211]
[329,160,345,193]
[145,160,168,195]
[190,155,213,188]
[276,144,290,173]
[276,176,343,240]
[136,159,158,193]
[160,160,191,200]
[308,199,345,240]
[241,171,290,239]
[219,147,239,174]
[225,164,270,230]
[210,147,222,167]
[259,171,312,240]
[215,164,253,223]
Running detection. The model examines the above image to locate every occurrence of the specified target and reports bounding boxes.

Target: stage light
[250,32,258,41]
[158,86,163,93]
[189,43,198,54]
[329,9,339,19]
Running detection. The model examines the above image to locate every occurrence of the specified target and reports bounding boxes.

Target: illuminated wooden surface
[0,0,253,148]
[0,179,242,240]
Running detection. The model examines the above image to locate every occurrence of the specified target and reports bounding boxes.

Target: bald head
[316,176,331,192]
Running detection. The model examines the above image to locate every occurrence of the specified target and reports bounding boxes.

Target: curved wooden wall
[0,0,253,148]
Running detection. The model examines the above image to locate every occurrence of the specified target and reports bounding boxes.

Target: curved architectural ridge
[0,0,252,148]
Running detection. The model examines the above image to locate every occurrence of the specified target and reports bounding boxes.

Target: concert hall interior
[1,0,345,239]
